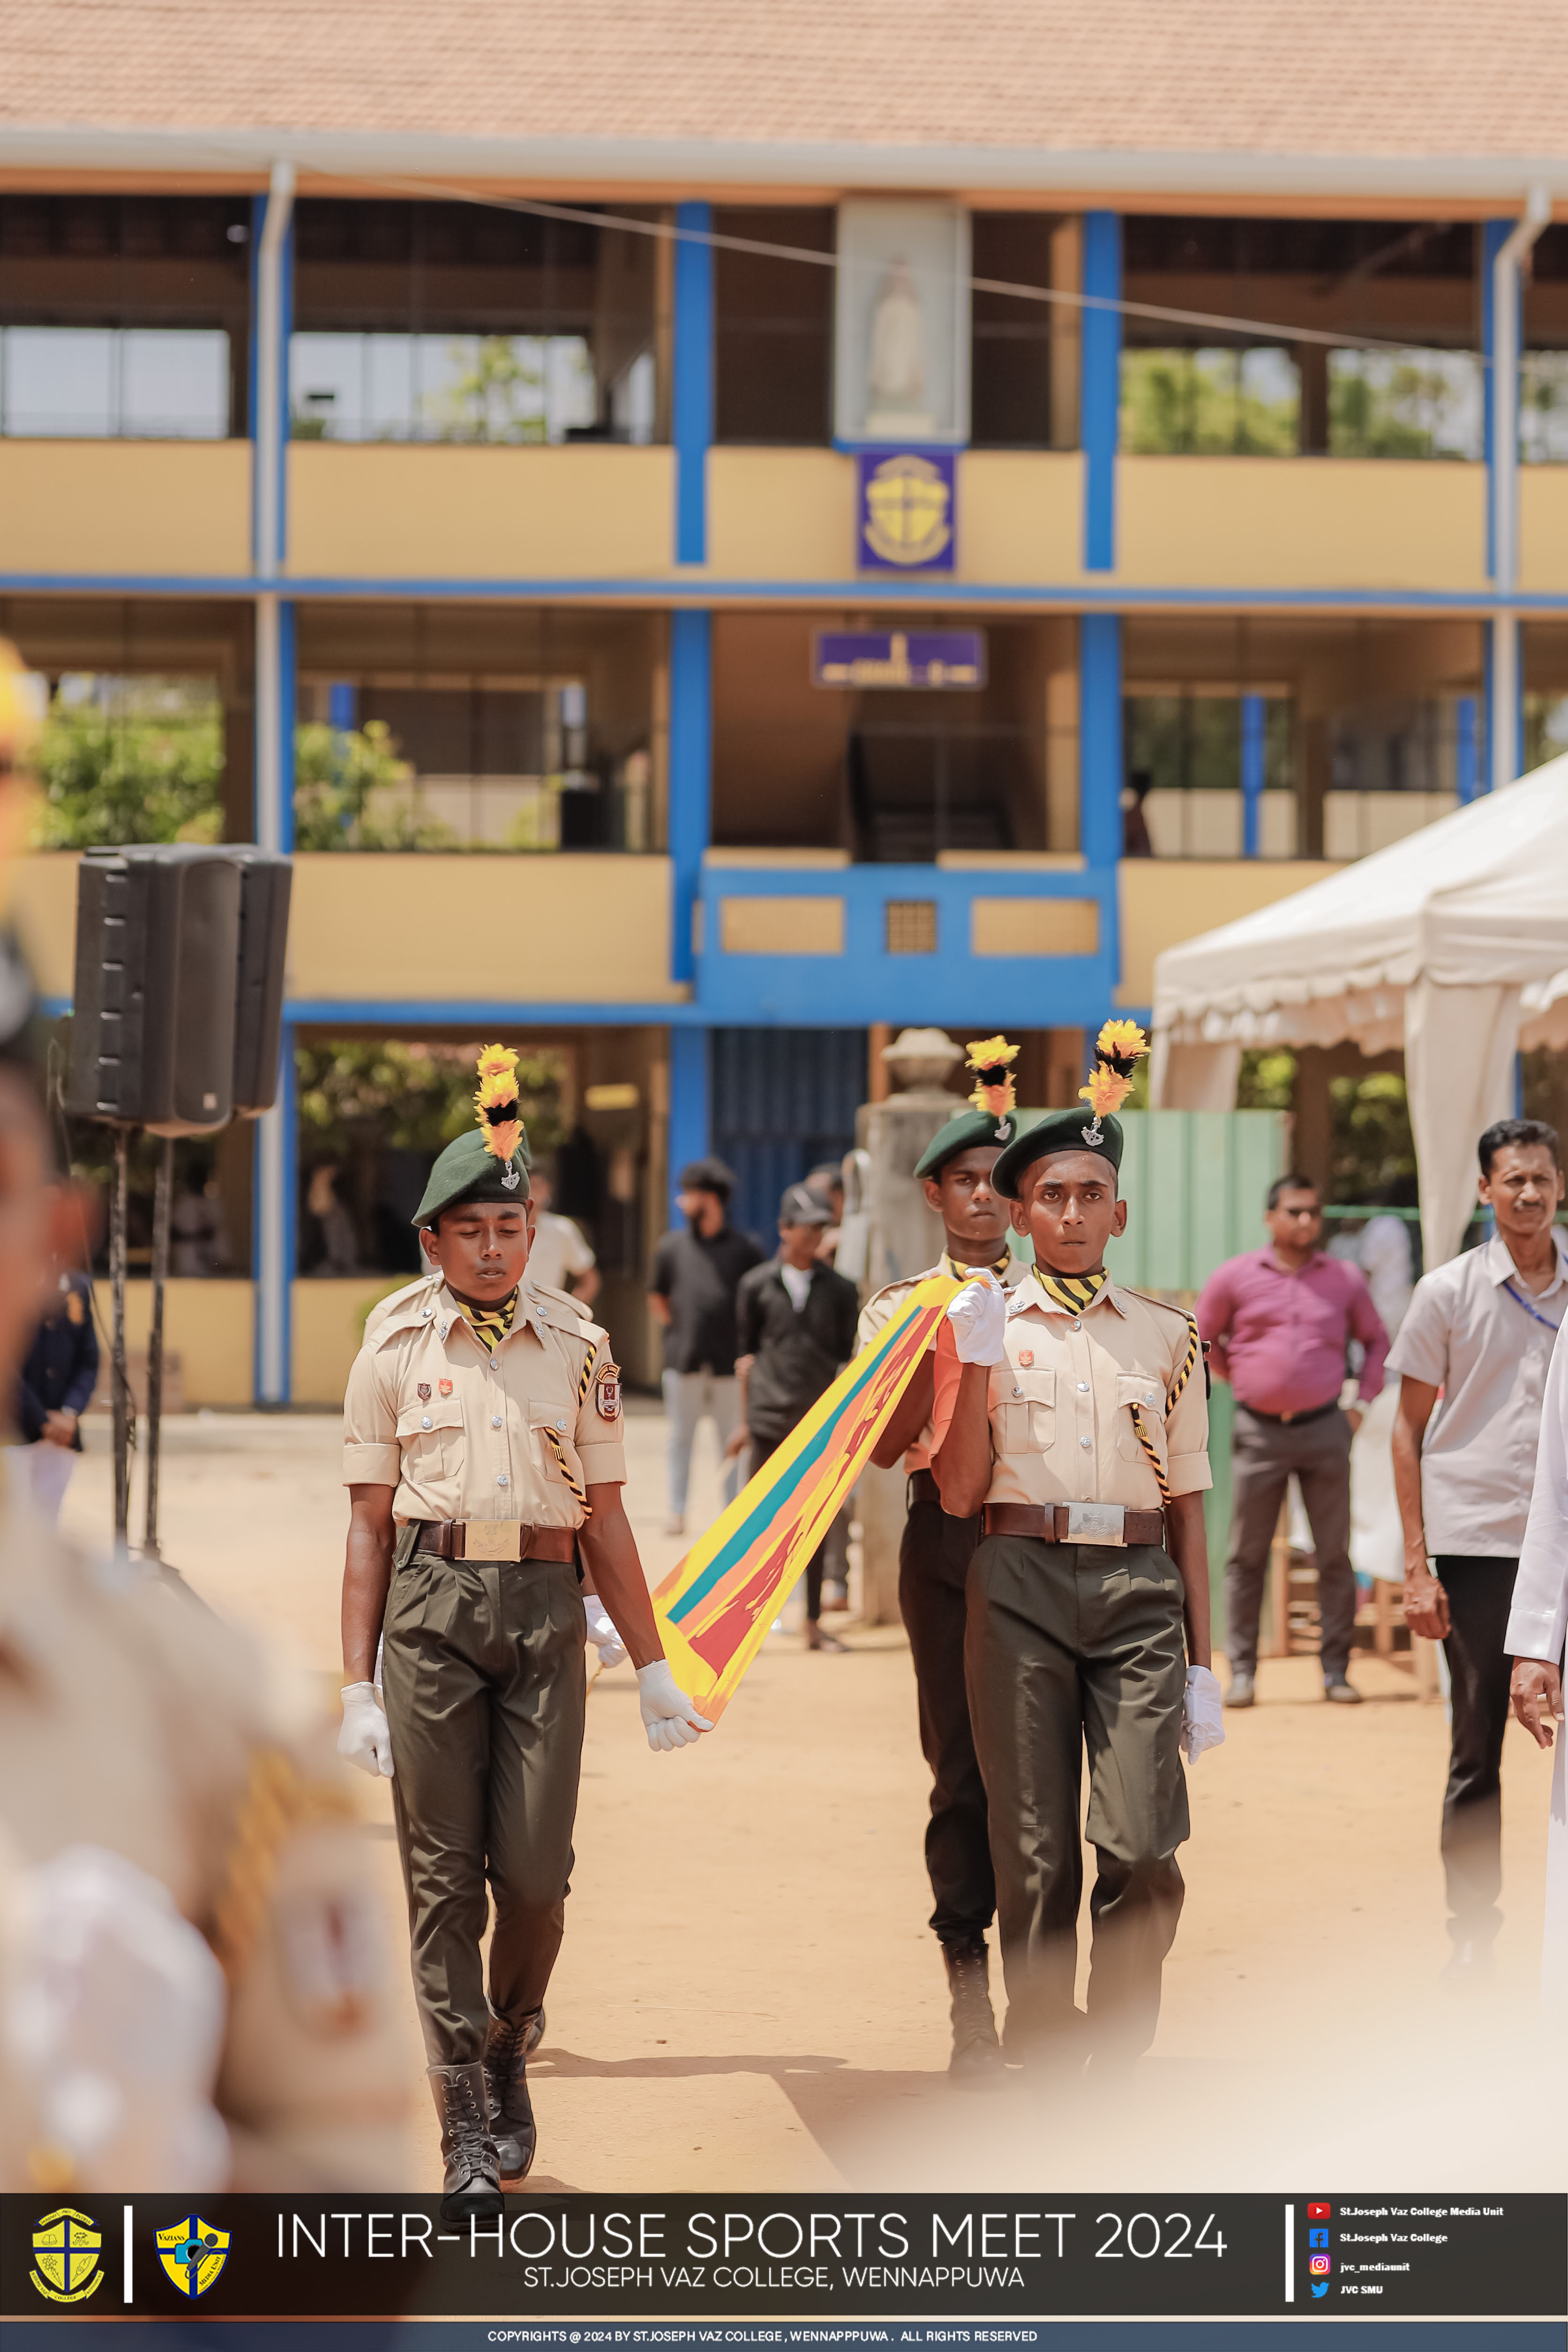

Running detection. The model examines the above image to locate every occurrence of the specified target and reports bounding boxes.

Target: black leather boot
[428,2062,503,2221]
[483,2010,540,2179]
[942,1939,1004,2088]
[524,2006,547,2055]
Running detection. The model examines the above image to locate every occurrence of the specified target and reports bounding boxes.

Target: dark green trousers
[965,1534,1189,2059]
[381,1547,586,2066]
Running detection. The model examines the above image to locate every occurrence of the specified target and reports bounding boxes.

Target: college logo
[858,451,954,571]
[1309,2255,1331,2277]
[156,2215,231,2298]
[596,1368,622,1420]
[30,2209,104,2303]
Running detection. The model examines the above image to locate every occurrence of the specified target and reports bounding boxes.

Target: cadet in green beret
[336,1047,710,2219]
[930,1024,1226,2074]
[857,1037,1028,2084]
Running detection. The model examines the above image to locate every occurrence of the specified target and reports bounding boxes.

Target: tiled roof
[3,0,1567,170]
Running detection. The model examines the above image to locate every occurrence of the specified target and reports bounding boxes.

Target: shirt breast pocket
[1115,1371,1168,1465]
[530,1398,585,1489]
[396,1397,464,1479]
[995,1364,1055,1452]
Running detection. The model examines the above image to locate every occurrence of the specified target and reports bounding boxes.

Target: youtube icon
[1309,2202,1331,2219]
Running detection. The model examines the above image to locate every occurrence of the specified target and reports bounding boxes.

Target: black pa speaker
[66,845,245,1135]
[226,847,292,1117]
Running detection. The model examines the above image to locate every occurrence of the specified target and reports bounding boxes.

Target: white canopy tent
[1150,752,1568,1270]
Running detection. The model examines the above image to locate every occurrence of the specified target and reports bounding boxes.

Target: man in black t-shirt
[648,1157,764,1536]
[729,1184,862,1653]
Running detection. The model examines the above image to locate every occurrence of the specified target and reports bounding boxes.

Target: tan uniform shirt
[858,1255,1027,1473]
[342,1277,625,1524]
[0,1493,410,2190]
[931,1270,1211,1511]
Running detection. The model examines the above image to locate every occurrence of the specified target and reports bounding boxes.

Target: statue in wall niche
[865,258,934,436]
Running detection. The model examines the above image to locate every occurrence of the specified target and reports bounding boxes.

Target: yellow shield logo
[156,2214,230,2298]
[863,453,952,568]
[30,2208,103,2303]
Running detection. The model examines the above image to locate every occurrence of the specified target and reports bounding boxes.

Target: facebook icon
[1310,2229,1329,2247]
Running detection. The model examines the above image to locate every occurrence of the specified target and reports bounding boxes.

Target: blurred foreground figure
[6,1247,97,1525]
[0,647,408,2188]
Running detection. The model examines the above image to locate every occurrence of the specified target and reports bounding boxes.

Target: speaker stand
[143,1135,173,1560]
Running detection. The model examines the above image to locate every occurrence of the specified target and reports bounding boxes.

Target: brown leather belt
[413,1521,578,1564]
[908,1467,941,1505]
[983,1502,1166,1549]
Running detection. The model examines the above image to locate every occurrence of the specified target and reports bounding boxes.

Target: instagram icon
[1310,2256,1331,2277]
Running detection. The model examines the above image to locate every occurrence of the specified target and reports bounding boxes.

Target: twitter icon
[1312,2284,1329,2300]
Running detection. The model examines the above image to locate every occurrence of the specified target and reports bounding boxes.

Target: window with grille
[885,899,938,954]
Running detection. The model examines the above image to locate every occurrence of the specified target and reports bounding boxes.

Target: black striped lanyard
[1502,1277,1563,1337]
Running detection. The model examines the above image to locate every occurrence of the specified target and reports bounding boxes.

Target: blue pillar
[1481,218,1509,582]
[673,201,713,565]
[1081,211,1121,574]
[253,1018,296,1407]
[668,1027,710,1218]
[1240,692,1266,857]
[668,607,711,986]
[1456,694,1478,804]
[1080,613,1123,990]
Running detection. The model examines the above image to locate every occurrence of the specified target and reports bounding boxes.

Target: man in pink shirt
[1196,1172,1390,1707]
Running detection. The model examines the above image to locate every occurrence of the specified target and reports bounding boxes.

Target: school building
[2,2,1566,1400]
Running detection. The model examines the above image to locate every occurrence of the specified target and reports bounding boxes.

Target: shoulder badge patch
[596,1364,622,1420]
[416,1382,430,1401]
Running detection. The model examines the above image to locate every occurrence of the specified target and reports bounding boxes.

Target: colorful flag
[653,1273,957,1721]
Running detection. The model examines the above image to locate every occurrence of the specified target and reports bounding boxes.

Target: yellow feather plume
[1079,1063,1135,1118]
[966,1033,1020,1117]
[473,1043,522,1161]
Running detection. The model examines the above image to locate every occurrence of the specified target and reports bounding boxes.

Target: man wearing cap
[337,1047,711,2219]
[932,1025,1224,2069]
[729,1183,862,1652]
[858,1037,1027,2082]
[648,1157,765,1537]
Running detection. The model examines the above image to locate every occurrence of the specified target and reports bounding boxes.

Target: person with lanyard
[1388,1117,1568,1981]
[930,1023,1224,2072]
[337,1046,710,2220]
[858,1037,1028,2083]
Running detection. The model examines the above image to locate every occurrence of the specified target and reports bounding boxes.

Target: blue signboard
[855,448,957,574]
[812,630,985,690]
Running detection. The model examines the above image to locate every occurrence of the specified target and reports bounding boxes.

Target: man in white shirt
[523,1172,599,1305]
[1389,1118,1567,1979]
[1507,1328,1568,2004]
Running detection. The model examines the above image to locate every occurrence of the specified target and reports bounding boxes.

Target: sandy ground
[60,1403,1565,2197]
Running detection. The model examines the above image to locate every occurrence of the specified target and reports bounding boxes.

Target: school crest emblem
[438,1378,453,1397]
[417,1382,431,1401]
[156,2215,230,2299]
[596,1367,622,1420]
[30,2209,103,2303]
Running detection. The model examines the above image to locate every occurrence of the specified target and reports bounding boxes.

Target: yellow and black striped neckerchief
[1032,1265,1110,1315]
[945,1249,1013,1284]
[465,1290,518,1355]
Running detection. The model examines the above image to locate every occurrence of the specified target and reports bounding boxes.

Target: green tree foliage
[426,337,548,443]
[1328,1070,1417,1204]
[293,719,454,851]
[1328,351,1480,461]
[296,1039,569,1160]
[30,680,224,848]
[1121,348,1299,456]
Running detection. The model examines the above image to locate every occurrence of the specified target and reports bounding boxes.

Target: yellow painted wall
[1521,470,1568,595]
[1118,457,1487,591]
[960,453,1084,585]
[287,443,674,580]
[706,449,855,581]
[13,852,689,1008]
[88,1280,255,1408]
[1117,857,1342,1007]
[0,441,251,576]
[293,1278,393,1406]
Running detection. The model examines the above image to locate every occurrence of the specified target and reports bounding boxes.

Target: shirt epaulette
[526,1276,594,1323]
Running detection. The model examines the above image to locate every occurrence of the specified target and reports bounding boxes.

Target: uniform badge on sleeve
[596,1365,623,1420]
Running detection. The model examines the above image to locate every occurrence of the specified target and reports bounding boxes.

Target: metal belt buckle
[464,1521,520,1561]
[1065,1502,1126,1547]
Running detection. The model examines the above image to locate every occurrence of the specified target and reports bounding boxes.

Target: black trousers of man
[1433,1555,1518,1946]
[898,1469,995,1949]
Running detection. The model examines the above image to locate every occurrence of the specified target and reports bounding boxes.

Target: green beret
[913,1105,1018,1180]
[412,1126,531,1227]
[992,1107,1124,1200]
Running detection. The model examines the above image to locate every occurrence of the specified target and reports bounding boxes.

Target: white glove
[338,1681,395,1778]
[637,1658,713,1752]
[3,1845,230,2189]
[584,1598,627,1670]
[1181,1664,1225,1763]
[945,1269,1008,1366]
